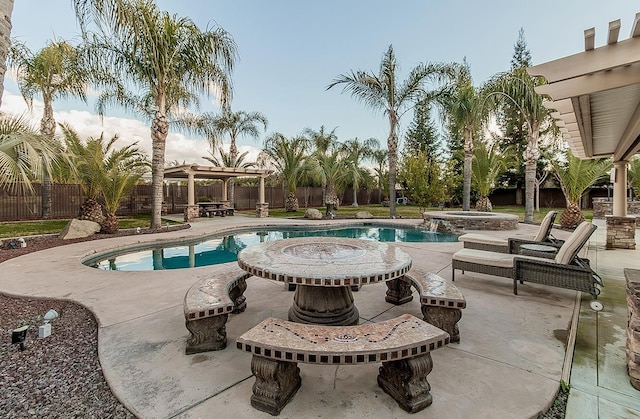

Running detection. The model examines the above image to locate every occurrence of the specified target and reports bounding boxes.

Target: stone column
[256,176,269,217]
[606,215,636,249]
[184,172,199,222]
[222,178,228,201]
[625,268,640,391]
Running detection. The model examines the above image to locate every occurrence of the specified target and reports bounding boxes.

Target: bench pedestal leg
[230,277,248,314]
[422,306,462,343]
[385,277,413,305]
[250,356,301,416]
[377,353,434,413]
[185,314,228,354]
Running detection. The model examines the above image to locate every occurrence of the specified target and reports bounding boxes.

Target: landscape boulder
[59,219,101,240]
[304,208,323,220]
[355,211,373,219]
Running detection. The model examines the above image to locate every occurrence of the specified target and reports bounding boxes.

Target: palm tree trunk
[40,97,56,219]
[229,139,237,204]
[462,128,473,211]
[388,114,398,218]
[523,130,540,223]
[352,180,358,207]
[0,0,14,109]
[151,109,169,229]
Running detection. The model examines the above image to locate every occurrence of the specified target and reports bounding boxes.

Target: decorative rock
[304,208,322,220]
[59,219,101,240]
[355,211,373,219]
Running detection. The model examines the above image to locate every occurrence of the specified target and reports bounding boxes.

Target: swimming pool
[85,223,458,271]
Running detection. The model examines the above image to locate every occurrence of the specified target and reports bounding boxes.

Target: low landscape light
[12,325,29,351]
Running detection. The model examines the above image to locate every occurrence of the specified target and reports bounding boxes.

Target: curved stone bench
[236,314,449,415]
[184,268,250,354]
[385,271,465,343]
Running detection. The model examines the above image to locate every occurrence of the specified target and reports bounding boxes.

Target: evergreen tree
[498,28,531,190]
[404,100,441,162]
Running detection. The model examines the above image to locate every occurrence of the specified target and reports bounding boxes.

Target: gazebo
[163,164,271,221]
[528,12,640,249]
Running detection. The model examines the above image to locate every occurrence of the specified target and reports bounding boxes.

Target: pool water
[87,224,458,271]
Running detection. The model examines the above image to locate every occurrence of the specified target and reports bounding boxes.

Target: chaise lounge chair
[452,221,603,301]
[457,210,560,253]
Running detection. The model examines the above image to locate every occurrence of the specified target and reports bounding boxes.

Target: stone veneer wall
[0,0,14,108]
[183,205,199,222]
[593,198,640,220]
[625,268,640,391]
[606,216,636,250]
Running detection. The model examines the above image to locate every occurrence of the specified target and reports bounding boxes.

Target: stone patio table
[237,237,412,326]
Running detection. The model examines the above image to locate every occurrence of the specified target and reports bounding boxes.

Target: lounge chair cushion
[533,211,557,242]
[554,221,595,265]
[458,233,507,247]
[453,248,549,268]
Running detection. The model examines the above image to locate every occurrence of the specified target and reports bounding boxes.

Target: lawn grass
[0,215,182,239]
[1,205,591,239]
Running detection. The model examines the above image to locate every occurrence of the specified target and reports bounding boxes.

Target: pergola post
[256,175,269,218]
[222,178,229,202]
[606,160,635,249]
[184,171,199,222]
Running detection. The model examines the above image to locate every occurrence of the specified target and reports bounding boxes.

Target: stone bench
[385,271,466,343]
[184,268,250,354]
[236,313,449,415]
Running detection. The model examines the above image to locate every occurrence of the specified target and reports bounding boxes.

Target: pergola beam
[608,19,621,45]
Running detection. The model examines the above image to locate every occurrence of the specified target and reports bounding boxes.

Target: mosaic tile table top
[236,314,449,364]
[237,237,412,287]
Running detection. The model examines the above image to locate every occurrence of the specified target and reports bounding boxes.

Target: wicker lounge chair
[458,210,560,253]
[452,221,602,299]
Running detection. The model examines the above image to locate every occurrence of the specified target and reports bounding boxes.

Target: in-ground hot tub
[423,211,519,231]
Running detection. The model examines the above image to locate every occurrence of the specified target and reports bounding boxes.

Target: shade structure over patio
[163,164,271,218]
[527,12,640,219]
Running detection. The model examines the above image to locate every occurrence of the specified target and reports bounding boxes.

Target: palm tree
[485,67,552,222]
[60,124,149,231]
[441,63,486,211]
[371,148,388,204]
[8,39,89,217]
[549,150,611,229]
[628,157,640,197]
[341,137,379,207]
[195,108,266,205]
[259,133,309,212]
[204,145,255,169]
[303,125,338,203]
[310,146,350,215]
[471,140,511,212]
[74,0,237,229]
[327,45,453,217]
[0,113,58,195]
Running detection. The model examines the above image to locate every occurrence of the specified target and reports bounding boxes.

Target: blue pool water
[86,223,458,271]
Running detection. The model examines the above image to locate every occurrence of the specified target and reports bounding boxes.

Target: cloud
[0,90,263,166]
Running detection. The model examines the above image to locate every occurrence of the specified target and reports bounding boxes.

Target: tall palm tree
[0,113,58,195]
[485,67,552,222]
[327,45,453,217]
[8,39,89,217]
[549,150,611,229]
[371,148,388,204]
[303,125,338,203]
[471,140,511,212]
[341,137,379,207]
[74,0,237,229]
[0,0,15,108]
[196,108,266,204]
[259,133,309,212]
[441,63,486,211]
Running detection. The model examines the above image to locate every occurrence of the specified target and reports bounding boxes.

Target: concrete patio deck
[0,215,637,418]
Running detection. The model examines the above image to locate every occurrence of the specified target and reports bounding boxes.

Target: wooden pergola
[163,164,271,219]
[528,12,640,249]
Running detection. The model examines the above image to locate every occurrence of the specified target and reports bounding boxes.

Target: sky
[4,1,639,165]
